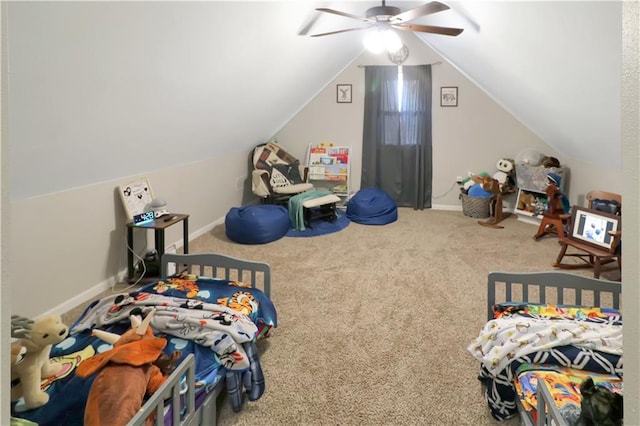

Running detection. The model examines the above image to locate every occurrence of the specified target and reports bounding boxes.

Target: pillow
[272,161,304,185]
[269,167,290,188]
[592,198,620,215]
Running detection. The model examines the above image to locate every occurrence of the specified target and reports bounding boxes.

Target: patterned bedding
[515,364,623,424]
[468,303,623,421]
[12,276,277,426]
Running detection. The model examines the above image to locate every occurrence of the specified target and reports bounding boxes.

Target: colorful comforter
[468,303,623,421]
[12,276,277,426]
[515,364,623,424]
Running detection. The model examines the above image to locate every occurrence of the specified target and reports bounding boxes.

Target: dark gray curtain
[361,65,432,209]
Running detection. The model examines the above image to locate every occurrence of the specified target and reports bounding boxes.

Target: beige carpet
[64,208,618,425]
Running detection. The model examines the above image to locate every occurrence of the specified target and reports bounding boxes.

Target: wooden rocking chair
[553,191,622,279]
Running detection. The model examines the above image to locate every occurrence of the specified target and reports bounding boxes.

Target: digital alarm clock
[133,211,156,225]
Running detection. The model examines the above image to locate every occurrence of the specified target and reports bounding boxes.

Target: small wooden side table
[126,213,189,283]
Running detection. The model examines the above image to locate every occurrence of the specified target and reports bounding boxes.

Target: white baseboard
[42,214,228,320]
[37,270,126,320]
[431,204,462,211]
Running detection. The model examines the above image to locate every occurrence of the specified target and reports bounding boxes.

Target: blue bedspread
[12,276,277,426]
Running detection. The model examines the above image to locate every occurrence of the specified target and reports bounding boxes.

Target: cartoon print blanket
[73,293,258,370]
[13,276,277,426]
[468,316,622,376]
[514,364,623,424]
[469,303,623,421]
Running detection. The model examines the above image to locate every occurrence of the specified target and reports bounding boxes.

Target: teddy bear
[517,192,536,212]
[493,158,515,192]
[11,314,69,410]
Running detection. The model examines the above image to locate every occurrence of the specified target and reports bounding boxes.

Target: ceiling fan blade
[316,8,372,23]
[393,23,464,36]
[310,27,370,37]
[391,1,450,23]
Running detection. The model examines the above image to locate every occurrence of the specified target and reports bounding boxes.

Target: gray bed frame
[487,271,622,426]
[128,253,272,426]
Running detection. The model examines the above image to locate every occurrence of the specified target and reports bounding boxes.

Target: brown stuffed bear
[11,314,69,410]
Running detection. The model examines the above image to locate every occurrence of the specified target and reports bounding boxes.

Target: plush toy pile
[459,157,516,196]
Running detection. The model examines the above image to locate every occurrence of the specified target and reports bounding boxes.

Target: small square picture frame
[337,84,352,103]
[118,176,155,221]
[440,86,458,107]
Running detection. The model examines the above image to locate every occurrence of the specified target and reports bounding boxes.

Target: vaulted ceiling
[303,1,621,168]
[8,1,622,199]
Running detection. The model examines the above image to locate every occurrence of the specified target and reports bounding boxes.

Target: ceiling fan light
[364,29,402,54]
[363,30,385,54]
[383,30,402,53]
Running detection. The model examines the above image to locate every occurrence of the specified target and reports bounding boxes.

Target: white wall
[274,32,623,207]
[1,2,9,424]
[10,149,254,318]
[621,1,639,422]
[7,1,364,201]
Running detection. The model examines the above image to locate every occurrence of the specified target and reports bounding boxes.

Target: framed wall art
[337,84,352,103]
[440,86,458,107]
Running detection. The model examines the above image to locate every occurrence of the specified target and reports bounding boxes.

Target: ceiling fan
[309,0,463,38]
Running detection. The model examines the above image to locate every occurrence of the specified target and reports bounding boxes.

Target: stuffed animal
[11,343,27,367]
[541,155,561,168]
[460,171,490,192]
[546,173,570,214]
[515,149,544,166]
[517,192,537,212]
[493,158,515,192]
[578,377,623,425]
[76,309,181,426]
[10,314,69,410]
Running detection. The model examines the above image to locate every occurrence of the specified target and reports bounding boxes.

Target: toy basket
[460,192,491,218]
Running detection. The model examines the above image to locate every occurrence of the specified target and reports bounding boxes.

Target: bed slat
[160,253,271,297]
[128,354,196,426]
[487,271,621,321]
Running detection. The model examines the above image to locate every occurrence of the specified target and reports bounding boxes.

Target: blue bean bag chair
[346,188,398,225]
[225,205,290,244]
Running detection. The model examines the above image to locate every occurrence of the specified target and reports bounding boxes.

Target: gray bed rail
[128,354,196,426]
[487,271,621,321]
[486,271,622,426]
[161,252,271,297]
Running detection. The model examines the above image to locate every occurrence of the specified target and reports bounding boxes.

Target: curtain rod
[357,61,441,68]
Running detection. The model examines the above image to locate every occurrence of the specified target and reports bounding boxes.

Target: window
[382,66,423,146]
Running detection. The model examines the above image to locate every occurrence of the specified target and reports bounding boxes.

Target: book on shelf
[308,145,349,181]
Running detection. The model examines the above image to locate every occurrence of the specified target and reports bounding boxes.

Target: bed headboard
[161,253,272,297]
[487,271,621,321]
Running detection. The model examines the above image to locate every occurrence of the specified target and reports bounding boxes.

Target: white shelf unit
[514,164,570,224]
[306,144,351,201]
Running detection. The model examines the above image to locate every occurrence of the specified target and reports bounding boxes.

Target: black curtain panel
[361,65,432,209]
